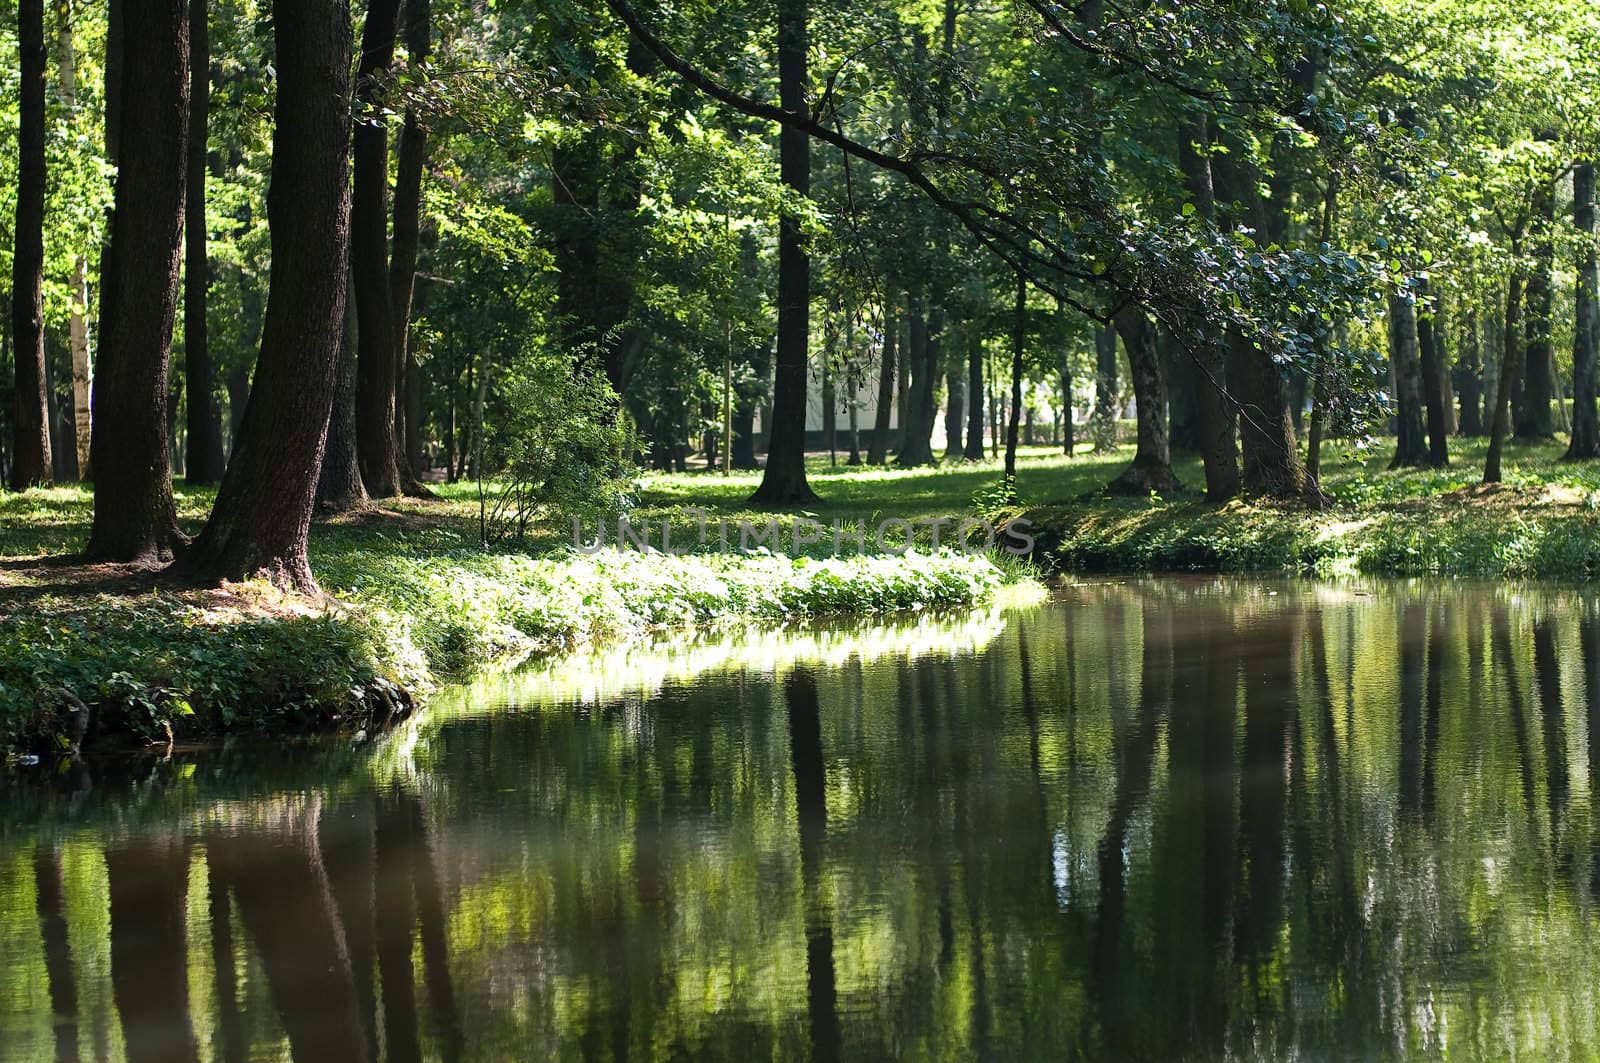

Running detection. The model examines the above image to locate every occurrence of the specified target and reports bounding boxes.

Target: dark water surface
[5,578,1600,1061]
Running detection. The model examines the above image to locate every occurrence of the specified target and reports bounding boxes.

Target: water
[3,578,1600,1061]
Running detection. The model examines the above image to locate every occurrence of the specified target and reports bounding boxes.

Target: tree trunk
[1567,162,1599,460]
[1388,292,1427,468]
[86,0,188,561]
[1004,274,1026,480]
[943,367,963,459]
[749,0,816,505]
[1456,312,1485,437]
[388,0,432,494]
[176,0,352,591]
[1058,347,1073,456]
[183,0,226,483]
[1091,324,1118,451]
[318,278,367,510]
[867,305,895,464]
[896,297,937,466]
[10,0,53,490]
[965,333,985,460]
[1163,326,1199,453]
[54,0,92,481]
[352,0,403,498]
[1485,266,1525,483]
[1416,283,1449,467]
[1106,307,1182,494]
[1516,183,1557,439]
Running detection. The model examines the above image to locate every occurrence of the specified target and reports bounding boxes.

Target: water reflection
[4,579,1600,1060]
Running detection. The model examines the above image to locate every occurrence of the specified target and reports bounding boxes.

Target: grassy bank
[0,483,1011,756]
[4,434,1596,754]
[1020,438,1600,578]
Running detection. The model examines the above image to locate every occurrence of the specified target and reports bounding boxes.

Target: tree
[388,0,432,494]
[183,0,226,483]
[86,0,188,563]
[866,306,895,464]
[9,0,53,490]
[1107,307,1181,494]
[177,0,353,591]
[53,0,92,481]
[749,0,817,506]
[1416,284,1449,467]
[1387,292,1426,468]
[352,0,404,499]
[1567,162,1599,460]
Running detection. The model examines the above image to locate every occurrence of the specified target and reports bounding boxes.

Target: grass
[0,478,1016,756]
[2,432,1596,755]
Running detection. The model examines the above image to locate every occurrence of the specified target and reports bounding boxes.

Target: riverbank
[0,483,1015,757]
[5,436,1596,755]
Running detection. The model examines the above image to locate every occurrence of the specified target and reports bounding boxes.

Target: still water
[4,578,1600,1061]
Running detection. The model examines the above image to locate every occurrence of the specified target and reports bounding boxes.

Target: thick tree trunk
[1516,184,1557,439]
[183,0,226,483]
[1485,268,1525,483]
[86,0,188,561]
[318,279,367,510]
[10,0,53,490]
[1388,292,1427,468]
[176,0,352,591]
[1456,312,1485,437]
[867,306,895,464]
[1091,324,1118,450]
[1416,283,1449,467]
[1106,308,1182,495]
[1004,274,1026,481]
[1058,349,1073,456]
[1567,162,1600,460]
[352,0,403,498]
[388,0,432,494]
[1231,331,1313,500]
[749,0,816,505]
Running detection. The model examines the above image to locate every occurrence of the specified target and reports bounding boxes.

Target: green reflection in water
[2,578,1600,1061]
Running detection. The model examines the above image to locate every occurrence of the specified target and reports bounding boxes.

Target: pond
[2,578,1599,1061]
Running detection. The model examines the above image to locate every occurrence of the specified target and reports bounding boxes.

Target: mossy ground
[3,434,1595,754]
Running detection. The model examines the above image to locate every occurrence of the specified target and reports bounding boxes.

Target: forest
[2,0,1600,745]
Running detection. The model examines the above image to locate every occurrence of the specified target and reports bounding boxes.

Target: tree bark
[86,0,188,561]
[352,0,403,498]
[1388,292,1427,468]
[10,0,53,490]
[318,278,367,510]
[1058,344,1073,456]
[1163,326,1199,453]
[54,0,92,481]
[965,332,985,460]
[1107,307,1182,494]
[867,305,895,464]
[1456,312,1485,437]
[176,0,353,591]
[1567,162,1599,460]
[1416,283,1449,467]
[749,0,817,505]
[1091,324,1118,450]
[1516,182,1557,439]
[1484,266,1525,483]
[943,367,963,459]
[183,0,226,483]
[1004,274,1026,480]
[896,296,938,466]
[388,0,432,494]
